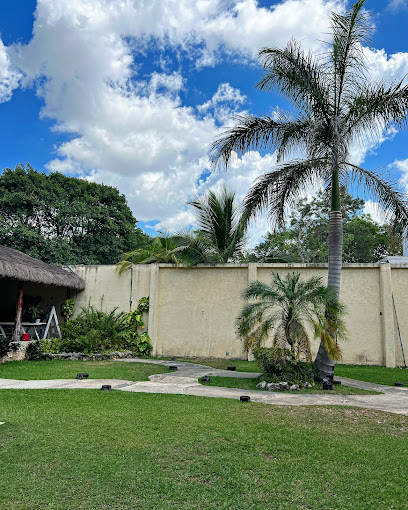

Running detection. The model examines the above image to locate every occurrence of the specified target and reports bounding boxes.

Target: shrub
[39,337,67,354]
[254,347,317,384]
[26,341,52,361]
[0,337,20,358]
[56,298,152,356]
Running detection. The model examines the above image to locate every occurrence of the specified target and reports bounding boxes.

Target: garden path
[1,358,408,415]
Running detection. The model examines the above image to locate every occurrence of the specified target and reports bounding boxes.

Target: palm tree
[175,186,248,264]
[117,235,189,273]
[209,0,408,378]
[118,187,248,271]
[237,272,346,361]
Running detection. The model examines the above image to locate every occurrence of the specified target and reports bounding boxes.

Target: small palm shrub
[254,347,316,384]
[237,272,346,361]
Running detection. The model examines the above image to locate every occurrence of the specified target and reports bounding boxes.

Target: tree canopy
[0,164,151,264]
[245,190,402,264]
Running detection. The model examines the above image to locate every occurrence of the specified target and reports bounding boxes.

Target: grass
[0,360,169,381]
[335,364,408,387]
[158,357,260,372]
[199,376,381,395]
[0,390,407,509]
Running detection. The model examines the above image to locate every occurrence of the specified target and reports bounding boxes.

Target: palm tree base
[314,341,334,381]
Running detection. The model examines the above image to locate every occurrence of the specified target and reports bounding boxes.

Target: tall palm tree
[209,0,408,378]
[237,272,347,361]
[176,186,248,264]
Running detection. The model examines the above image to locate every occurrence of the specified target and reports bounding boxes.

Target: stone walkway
[1,358,408,415]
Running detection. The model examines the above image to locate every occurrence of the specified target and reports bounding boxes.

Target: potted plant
[28,304,42,323]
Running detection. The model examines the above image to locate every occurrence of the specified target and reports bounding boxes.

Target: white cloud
[198,82,246,112]
[363,200,388,225]
[388,0,407,12]
[364,47,408,84]
[0,40,20,103]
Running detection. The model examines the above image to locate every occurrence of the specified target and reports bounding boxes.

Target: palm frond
[330,0,372,112]
[345,163,408,230]
[345,79,408,137]
[243,158,328,228]
[257,40,330,119]
[209,114,310,171]
[188,186,248,262]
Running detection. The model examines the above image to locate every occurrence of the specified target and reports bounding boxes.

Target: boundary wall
[71,263,408,367]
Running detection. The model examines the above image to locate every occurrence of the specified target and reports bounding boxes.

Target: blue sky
[0,0,408,241]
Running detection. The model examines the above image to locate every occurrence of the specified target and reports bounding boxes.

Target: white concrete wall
[69,262,408,367]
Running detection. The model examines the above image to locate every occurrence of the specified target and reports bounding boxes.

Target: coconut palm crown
[209,0,408,378]
[176,186,248,264]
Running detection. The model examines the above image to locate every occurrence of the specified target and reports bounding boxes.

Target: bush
[57,298,152,356]
[39,338,65,354]
[0,337,19,358]
[26,341,52,361]
[254,347,316,384]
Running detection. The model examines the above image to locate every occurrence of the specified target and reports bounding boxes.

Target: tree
[210,0,408,378]
[118,186,248,270]
[245,190,402,263]
[118,235,189,272]
[237,272,346,361]
[0,164,151,264]
[175,186,248,264]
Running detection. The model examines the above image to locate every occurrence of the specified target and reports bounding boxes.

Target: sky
[1,0,408,243]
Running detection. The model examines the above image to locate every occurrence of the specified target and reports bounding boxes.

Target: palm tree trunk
[314,164,343,380]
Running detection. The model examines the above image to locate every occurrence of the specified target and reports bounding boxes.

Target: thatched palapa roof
[0,246,85,290]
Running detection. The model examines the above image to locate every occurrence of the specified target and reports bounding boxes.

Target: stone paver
[1,358,408,415]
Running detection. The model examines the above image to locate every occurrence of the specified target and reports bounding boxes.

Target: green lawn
[199,376,380,395]
[0,360,169,381]
[158,357,260,372]
[0,390,407,509]
[335,364,408,386]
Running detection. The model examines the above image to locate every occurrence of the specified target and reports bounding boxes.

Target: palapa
[0,246,85,290]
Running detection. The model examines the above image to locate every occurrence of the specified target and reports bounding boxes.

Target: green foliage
[26,341,52,361]
[61,299,75,322]
[0,337,19,358]
[39,338,64,354]
[28,304,42,320]
[245,190,402,263]
[176,186,249,264]
[118,187,249,270]
[57,297,152,356]
[118,235,188,271]
[254,347,317,384]
[0,164,151,264]
[237,272,345,360]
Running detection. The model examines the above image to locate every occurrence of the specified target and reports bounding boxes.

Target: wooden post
[13,281,23,341]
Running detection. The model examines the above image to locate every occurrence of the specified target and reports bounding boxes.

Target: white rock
[256,381,267,389]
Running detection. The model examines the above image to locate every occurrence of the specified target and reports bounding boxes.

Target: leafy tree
[0,164,150,264]
[237,272,346,361]
[245,190,402,263]
[210,0,408,378]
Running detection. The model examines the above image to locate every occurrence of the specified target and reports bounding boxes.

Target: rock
[267,382,281,391]
[290,384,300,391]
[303,382,313,389]
[279,382,290,390]
[256,381,267,389]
